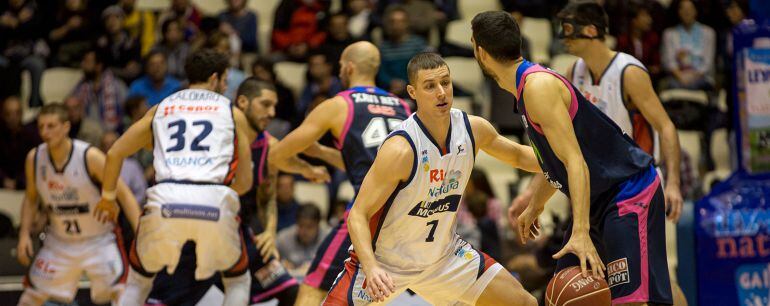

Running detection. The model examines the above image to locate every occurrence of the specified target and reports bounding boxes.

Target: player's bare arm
[231,107,254,195]
[624,65,683,222]
[303,142,346,171]
[97,106,155,221]
[86,147,141,232]
[523,73,605,279]
[17,149,40,266]
[267,136,330,183]
[268,97,346,170]
[255,166,279,261]
[468,115,541,173]
[347,135,412,302]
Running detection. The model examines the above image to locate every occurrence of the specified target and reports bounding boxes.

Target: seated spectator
[344,0,373,39]
[48,0,93,67]
[64,96,103,147]
[0,0,46,107]
[128,50,182,106]
[465,192,502,260]
[218,0,258,53]
[272,0,330,61]
[157,0,202,43]
[277,203,330,278]
[71,49,127,132]
[377,5,430,97]
[316,13,357,75]
[119,0,156,56]
[376,0,450,39]
[0,96,40,190]
[101,131,147,203]
[205,31,245,100]
[617,2,663,82]
[276,173,300,231]
[661,0,716,91]
[97,5,142,83]
[299,53,343,116]
[458,168,504,228]
[153,19,191,81]
[251,57,299,130]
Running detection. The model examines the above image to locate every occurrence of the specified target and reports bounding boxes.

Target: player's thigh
[26,244,82,302]
[476,271,537,306]
[83,238,126,303]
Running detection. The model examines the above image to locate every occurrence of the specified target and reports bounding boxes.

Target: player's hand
[16,234,34,266]
[664,182,683,223]
[94,198,119,224]
[253,231,278,262]
[508,192,532,230]
[516,204,542,245]
[303,166,331,183]
[363,264,395,303]
[553,232,605,279]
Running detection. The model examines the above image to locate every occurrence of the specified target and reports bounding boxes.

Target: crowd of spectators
[0,0,757,297]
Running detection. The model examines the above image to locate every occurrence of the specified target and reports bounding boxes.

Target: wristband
[102,190,116,201]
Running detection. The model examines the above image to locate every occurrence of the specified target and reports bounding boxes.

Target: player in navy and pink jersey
[471,11,673,305]
[269,41,411,305]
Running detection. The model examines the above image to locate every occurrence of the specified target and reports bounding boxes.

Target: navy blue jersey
[515,60,652,200]
[239,131,270,224]
[335,86,411,193]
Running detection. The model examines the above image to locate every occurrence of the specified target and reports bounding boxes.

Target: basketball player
[267,41,412,305]
[142,77,336,306]
[324,52,540,305]
[16,104,141,306]
[472,11,673,305]
[96,49,254,306]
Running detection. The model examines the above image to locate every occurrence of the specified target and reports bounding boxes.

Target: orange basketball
[545,266,612,306]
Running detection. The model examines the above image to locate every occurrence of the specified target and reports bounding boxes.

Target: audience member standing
[71,49,127,132]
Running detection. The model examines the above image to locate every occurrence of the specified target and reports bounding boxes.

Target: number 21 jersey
[152,89,237,185]
[335,86,411,194]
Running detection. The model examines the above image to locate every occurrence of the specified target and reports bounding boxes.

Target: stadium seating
[0,190,23,226]
[659,89,709,106]
[274,61,307,100]
[521,17,553,64]
[458,0,501,19]
[192,0,226,16]
[549,53,579,76]
[294,181,329,219]
[249,0,282,55]
[40,68,84,104]
[445,20,473,49]
[136,0,169,11]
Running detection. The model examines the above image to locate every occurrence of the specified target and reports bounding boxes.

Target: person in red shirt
[272,0,330,61]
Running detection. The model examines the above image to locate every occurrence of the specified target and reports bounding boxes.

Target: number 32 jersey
[370,109,475,271]
[152,89,237,185]
[335,86,411,194]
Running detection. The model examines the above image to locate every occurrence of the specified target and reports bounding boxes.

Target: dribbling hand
[363,264,395,303]
[553,232,605,279]
[94,198,119,224]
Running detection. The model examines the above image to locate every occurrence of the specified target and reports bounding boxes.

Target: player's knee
[18,289,47,306]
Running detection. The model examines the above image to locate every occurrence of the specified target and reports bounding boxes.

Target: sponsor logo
[31,258,56,279]
[457,143,465,155]
[543,171,563,189]
[421,150,429,172]
[47,180,65,191]
[408,194,461,218]
[50,203,89,215]
[50,187,80,202]
[161,204,220,221]
[454,246,475,260]
[162,104,220,116]
[254,259,287,287]
[430,169,445,183]
[607,258,630,288]
[367,104,396,116]
[356,289,374,302]
[736,263,770,305]
[164,156,214,167]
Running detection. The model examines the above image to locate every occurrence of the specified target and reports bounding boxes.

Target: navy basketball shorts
[556,166,673,305]
[304,210,352,291]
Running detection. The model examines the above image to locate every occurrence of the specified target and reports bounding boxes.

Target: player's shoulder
[380,132,415,160]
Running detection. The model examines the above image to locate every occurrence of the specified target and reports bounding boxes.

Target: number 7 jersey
[152,89,237,185]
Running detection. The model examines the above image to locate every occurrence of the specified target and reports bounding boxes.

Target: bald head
[341,41,380,78]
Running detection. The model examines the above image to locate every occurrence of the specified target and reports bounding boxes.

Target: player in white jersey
[95,49,254,306]
[510,2,686,305]
[16,104,141,306]
[324,53,541,305]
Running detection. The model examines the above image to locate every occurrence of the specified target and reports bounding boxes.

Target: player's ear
[407,84,417,100]
[584,25,598,38]
[208,73,219,87]
[235,95,248,110]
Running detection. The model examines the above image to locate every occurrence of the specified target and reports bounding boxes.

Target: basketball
[545,266,611,306]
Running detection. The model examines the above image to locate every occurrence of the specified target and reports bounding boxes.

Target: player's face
[407,65,453,116]
[38,114,70,146]
[561,23,591,55]
[244,89,277,132]
[471,37,497,81]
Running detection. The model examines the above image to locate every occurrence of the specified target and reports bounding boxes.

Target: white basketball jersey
[572,52,660,160]
[35,140,111,241]
[152,89,236,184]
[370,109,475,272]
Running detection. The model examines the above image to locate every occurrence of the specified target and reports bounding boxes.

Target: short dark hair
[204,31,229,49]
[471,11,522,63]
[557,1,609,39]
[39,103,69,123]
[236,77,276,101]
[407,52,449,85]
[297,204,321,222]
[252,57,276,78]
[185,49,229,84]
[144,49,166,66]
[83,48,109,66]
[161,18,180,37]
[124,95,147,116]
